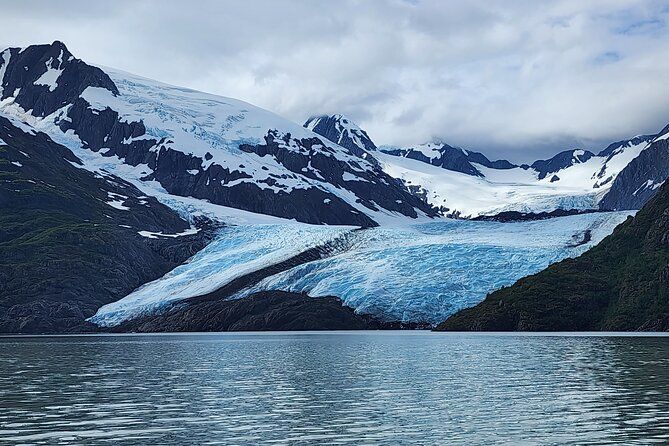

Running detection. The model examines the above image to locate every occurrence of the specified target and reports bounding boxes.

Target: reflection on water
[0,332,668,445]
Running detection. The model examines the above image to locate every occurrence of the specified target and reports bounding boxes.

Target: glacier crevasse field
[92,211,632,326]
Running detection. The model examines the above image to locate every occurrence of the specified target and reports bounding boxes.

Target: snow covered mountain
[530,149,595,180]
[379,142,517,177]
[0,41,437,227]
[2,41,666,332]
[304,114,378,164]
[307,114,662,217]
[599,126,669,210]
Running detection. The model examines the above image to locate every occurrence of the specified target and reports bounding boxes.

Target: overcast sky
[2,0,669,161]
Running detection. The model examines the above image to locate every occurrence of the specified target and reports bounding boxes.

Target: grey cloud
[1,0,668,161]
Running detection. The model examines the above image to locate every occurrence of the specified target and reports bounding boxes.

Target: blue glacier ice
[90,224,349,327]
[237,212,633,324]
[91,212,633,327]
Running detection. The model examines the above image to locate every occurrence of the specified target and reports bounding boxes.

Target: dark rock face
[0,41,119,117]
[380,144,516,177]
[0,42,436,226]
[473,208,598,223]
[531,149,595,180]
[0,116,214,333]
[304,114,378,159]
[237,132,436,224]
[437,178,669,332]
[599,138,669,211]
[111,291,386,332]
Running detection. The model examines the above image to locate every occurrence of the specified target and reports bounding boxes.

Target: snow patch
[138,227,199,239]
[654,131,669,142]
[34,50,64,92]
[106,191,129,210]
[633,179,663,195]
[342,171,368,182]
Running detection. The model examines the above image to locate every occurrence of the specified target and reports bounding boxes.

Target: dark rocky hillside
[599,132,669,211]
[0,116,213,333]
[109,291,395,332]
[437,179,669,332]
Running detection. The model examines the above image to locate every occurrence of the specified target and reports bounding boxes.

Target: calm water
[0,332,668,445]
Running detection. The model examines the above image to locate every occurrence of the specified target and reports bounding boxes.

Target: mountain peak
[0,43,437,226]
[0,41,119,117]
[50,39,68,49]
[305,114,368,138]
[530,149,595,179]
[304,113,378,159]
[35,40,71,56]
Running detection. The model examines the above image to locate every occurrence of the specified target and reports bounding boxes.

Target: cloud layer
[2,0,668,161]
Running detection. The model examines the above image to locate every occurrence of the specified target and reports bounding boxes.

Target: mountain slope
[437,179,669,331]
[0,41,437,227]
[304,114,378,163]
[307,114,664,217]
[378,142,516,177]
[598,135,655,157]
[0,115,213,333]
[531,149,595,180]
[599,127,669,211]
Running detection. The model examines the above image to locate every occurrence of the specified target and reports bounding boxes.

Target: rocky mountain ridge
[0,41,438,227]
[307,113,667,217]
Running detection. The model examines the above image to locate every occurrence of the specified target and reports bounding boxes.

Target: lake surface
[0,332,668,445]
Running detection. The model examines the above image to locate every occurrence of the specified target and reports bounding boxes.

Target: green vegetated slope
[438,181,669,331]
[0,116,211,333]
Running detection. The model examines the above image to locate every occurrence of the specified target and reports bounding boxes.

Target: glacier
[89,224,351,327]
[91,211,633,327]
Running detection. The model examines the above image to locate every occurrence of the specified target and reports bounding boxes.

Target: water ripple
[0,332,668,445]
